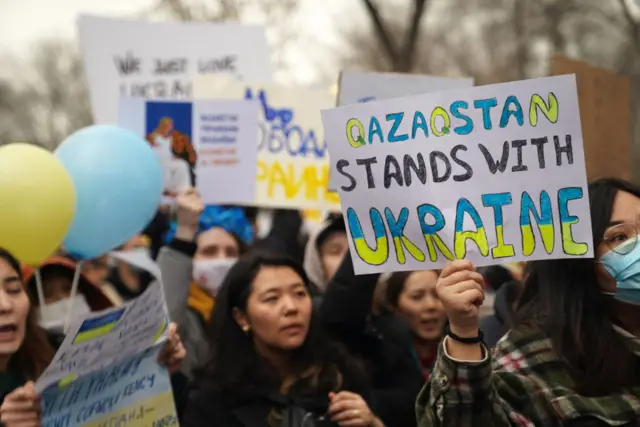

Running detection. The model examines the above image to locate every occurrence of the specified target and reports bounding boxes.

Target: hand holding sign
[157,323,186,374]
[0,382,41,427]
[436,260,485,337]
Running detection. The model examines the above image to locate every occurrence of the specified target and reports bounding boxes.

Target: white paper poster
[194,76,340,211]
[322,75,593,274]
[78,15,271,124]
[119,98,259,205]
[41,343,176,427]
[329,71,474,191]
[337,71,473,106]
[36,283,168,391]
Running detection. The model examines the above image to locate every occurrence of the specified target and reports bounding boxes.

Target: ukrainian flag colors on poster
[321,75,593,274]
[41,344,177,427]
[194,76,340,211]
[36,283,168,393]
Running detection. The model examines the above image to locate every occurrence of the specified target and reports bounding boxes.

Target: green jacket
[416,327,640,426]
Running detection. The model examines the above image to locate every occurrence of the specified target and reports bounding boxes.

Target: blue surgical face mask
[600,236,640,305]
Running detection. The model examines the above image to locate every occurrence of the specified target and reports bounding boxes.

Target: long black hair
[516,178,640,394]
[199,250,365,401]
[0,249,54,379]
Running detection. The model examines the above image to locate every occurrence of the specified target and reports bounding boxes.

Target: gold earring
[242,325,251,333]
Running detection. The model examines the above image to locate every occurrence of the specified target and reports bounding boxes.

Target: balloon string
[34,268,45,308]
[64,261,84,332]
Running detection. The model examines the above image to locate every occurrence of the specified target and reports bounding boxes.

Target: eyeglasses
[603,223,639,255]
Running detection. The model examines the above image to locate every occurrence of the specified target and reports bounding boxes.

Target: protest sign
[330,71,474,190]
[41,342,176,427]
[194,76,340,211]
[322,75,593,274]
[36,283,168,392]
[119,98,259,204]
[552,55,631,181]
[78,15,271,124]
[337,71,473,106]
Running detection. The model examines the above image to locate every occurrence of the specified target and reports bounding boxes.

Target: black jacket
[183,364,373,427]
[480,280,521,348]
[319,252,424,427]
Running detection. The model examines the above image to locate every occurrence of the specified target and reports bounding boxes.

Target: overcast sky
[0,0,354,83]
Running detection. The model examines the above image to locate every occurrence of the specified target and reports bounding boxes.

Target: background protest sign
[41,343,176,427]
[36,283,168,392]
[337,71,473,105]
[322,75,593,274]
[194,76,340,211]
[552,55,631,181]
[119,98,259,205]
[78,15,271,124]
[329,71,474,190]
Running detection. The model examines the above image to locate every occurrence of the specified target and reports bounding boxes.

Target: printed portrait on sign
[145,101,196,197]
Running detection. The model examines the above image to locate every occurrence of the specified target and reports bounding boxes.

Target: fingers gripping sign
[436,260,485,360]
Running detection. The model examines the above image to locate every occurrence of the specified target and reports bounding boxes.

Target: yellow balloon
[0,143,76,265]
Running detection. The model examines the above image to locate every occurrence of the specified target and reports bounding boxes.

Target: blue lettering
[450,101,473,135]
[246,88,325,158]
[385,112,409,143]
[368,117,384,144]
[411,111,429,139]
[473,98,498,130]
[499,95,524,128]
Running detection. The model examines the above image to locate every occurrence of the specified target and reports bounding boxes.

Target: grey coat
[156,242,209,379]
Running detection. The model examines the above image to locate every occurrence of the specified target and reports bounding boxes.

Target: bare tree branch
[362,0,399,65]
[618,0,640,57]
[398,0,428,72]
[513,0,528,79]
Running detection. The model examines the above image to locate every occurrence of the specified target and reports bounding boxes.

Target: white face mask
[39,294,91,334]
[192,258,236,296]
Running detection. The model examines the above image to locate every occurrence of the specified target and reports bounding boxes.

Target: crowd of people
[0,177,639,426]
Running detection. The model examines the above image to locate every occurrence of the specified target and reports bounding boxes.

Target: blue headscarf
[164,205,254,245]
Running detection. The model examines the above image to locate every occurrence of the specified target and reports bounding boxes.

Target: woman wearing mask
[417,178,640,427]
[159,188,252,378]
[23,256,113,346]
[385,270,447,380]
[184,251,383,427]
[0,248,187,426]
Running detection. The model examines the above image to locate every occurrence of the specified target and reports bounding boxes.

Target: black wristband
[446,325,484,344]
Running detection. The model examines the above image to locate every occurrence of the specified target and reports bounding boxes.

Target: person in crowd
[184,251,383,427]
[158,188,252,378]
[252,209,306,267]
[385,270,447,380]
[103,233,155,303]
[320,252,426,427]
[417,178,640,427]
[479,271,524,348]
[22,256,113,346]
[0,248,187,426]
[147,117,192,197]
[303,215,348,293]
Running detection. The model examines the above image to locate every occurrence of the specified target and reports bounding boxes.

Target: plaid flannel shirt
[416,326,640,426]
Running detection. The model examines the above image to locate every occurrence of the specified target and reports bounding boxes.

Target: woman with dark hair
[0,247,187,426]
[0,249,53,393]
[385,270,446,380]
[417,178,640,427]
[183,251,383,427]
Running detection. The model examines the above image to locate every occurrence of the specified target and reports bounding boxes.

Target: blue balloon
[55,125,163,259]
